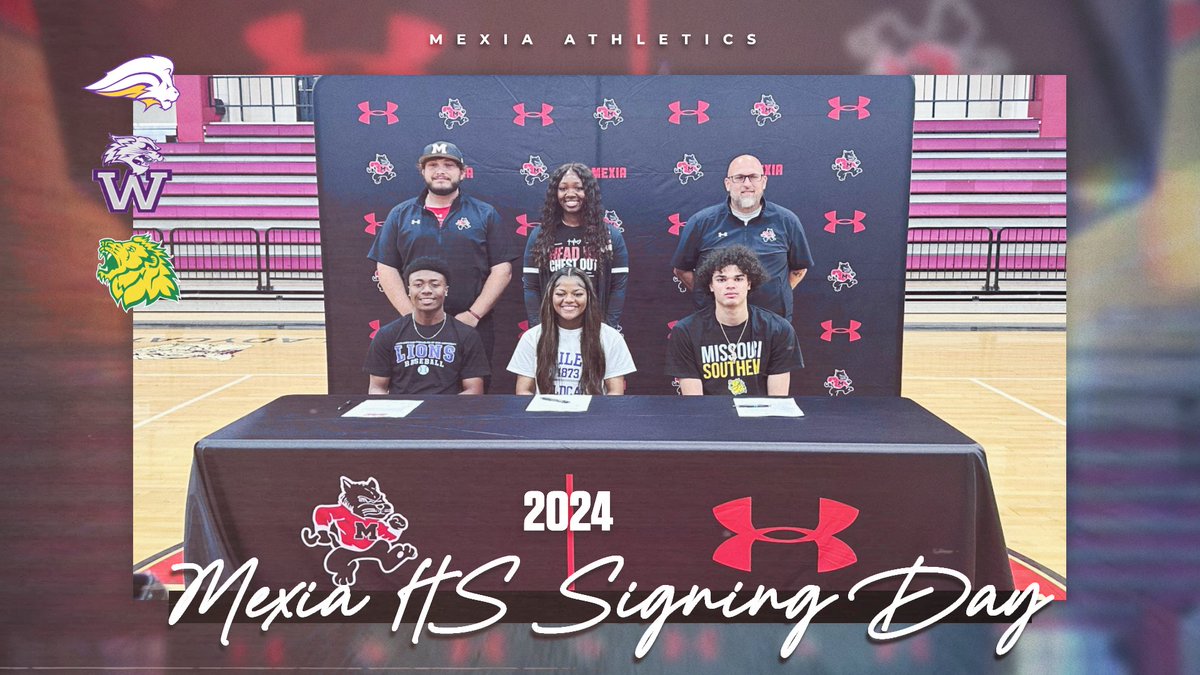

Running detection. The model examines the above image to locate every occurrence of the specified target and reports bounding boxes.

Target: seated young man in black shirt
[665,245,803,396]
[364,257,491,394]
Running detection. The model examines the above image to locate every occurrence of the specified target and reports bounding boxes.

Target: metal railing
[138,226,1063,296]
[907,226,1066,291]
[208,76,317,123]
[134,227,321,293]
[914,75,1034,119]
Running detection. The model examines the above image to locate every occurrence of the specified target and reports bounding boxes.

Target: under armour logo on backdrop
[824,210,867,233]
[668,100,711,124]
[358,101,398,125]
[667,213,686,236]
[363,213,382,235]
[513,103,554,126]
[827,96,871,120]
[820,320,862,342]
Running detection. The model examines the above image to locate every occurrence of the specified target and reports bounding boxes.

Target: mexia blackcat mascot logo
[301,476,418,586]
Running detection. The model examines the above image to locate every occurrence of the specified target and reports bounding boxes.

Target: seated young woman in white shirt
[507,266,636,395]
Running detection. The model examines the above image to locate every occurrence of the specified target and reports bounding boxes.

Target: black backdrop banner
[316,76,913,395]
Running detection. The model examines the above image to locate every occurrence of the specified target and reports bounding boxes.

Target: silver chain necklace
[412,314,448,340]
[718,316,748,346]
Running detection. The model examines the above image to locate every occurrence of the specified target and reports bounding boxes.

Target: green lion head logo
[96,235,180,311]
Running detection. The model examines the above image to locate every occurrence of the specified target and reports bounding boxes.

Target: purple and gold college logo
[367,154,396,184]
[439,98,469,129]
[594,98,624,129]
[832,150,863,181]
[674,154,704,185]
[93,134,172,214]
[827,262,858,291]
[300,476,418,587]
[85,55,179,110]
[520,155,550,185]
[750,94,781,126]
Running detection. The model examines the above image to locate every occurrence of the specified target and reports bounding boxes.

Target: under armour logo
[515,214,540,236]
[711,497,859,573]
[668,100,711,124]
[368,319,381,339]
[717,231,728,238]
[363,212,382,235]
[513,102,554,126]
[358,101,398,125]
[667,213,686,236]
[820,320,862,342]
[824,210,867,233]
[827,96,871,120]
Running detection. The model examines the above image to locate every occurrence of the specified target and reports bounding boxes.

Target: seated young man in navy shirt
[364,257,491,395]
[666,245,803,396]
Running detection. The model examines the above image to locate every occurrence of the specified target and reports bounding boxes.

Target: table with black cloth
[185,395,1013,593]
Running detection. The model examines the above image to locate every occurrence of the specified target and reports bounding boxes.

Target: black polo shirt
[368,189,519,316]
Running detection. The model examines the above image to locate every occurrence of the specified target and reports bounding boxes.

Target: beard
[426,178,461,196]
[734,194,759,210]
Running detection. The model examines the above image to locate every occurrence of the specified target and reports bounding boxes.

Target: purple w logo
[92,168,173,213]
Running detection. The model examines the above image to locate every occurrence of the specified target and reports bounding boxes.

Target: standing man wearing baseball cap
[369,141,519,375]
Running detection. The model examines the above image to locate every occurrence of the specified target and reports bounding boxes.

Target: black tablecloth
[186,395,1012,592]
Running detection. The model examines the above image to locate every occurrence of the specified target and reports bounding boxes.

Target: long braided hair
[535,267,606,395]
[530,163,613,268]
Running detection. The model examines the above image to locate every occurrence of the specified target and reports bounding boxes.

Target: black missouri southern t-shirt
[364,315,490,394]
[665,305,803,396]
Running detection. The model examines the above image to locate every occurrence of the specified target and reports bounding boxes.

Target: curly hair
[536,267,606,395]
[694,245,768,296]
[530,163,612,268]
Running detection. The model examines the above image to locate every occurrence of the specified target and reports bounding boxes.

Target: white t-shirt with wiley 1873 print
[665,305,803,396]
[507,324,636,395]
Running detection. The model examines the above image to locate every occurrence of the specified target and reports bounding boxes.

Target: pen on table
[542,397,571,404]
[737,404,770,408]
[337,399,354,411]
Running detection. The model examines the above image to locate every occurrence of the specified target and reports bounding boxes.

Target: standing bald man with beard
[369,141,518,368]
[671,154,813,322]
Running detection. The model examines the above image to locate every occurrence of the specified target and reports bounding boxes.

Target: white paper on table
[733,397,804,417]
[341,399,423,418]
[526,394,592,412]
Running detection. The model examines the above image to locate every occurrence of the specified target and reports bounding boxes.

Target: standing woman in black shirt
[522,163,629,328]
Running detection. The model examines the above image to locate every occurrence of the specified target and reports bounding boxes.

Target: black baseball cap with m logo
[419,141,465,166]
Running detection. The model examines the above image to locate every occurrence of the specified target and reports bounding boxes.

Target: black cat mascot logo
[301,476,418,586]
